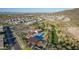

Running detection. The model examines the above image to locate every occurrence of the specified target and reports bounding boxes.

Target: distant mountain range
[0,12,26,14]
[0,8,74,14]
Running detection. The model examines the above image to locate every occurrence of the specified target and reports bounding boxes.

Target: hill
[58,8,79,26]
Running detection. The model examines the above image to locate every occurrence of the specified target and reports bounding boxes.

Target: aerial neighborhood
[0,8,79,50]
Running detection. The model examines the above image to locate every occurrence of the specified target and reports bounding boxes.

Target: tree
[51,25,58,45]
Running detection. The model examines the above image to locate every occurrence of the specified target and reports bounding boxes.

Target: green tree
[51,25,58,45]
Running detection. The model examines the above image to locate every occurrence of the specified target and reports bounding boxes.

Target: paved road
[11,40,21,50]
[13,32,26,50]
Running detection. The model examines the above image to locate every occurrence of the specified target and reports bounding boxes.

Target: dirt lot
[67,27,79,40]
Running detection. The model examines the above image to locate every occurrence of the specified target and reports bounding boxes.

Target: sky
[0,8,72,13]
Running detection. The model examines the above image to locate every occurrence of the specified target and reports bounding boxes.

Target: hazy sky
[0,8,72,13]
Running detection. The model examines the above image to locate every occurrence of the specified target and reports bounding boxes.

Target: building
[0,26,3,32]
[3,26,16,47]
[28,32,48,49]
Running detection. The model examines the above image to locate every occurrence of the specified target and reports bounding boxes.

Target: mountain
[56,8,79,26]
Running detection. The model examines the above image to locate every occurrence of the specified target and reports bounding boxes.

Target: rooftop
[34,35,44,41]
